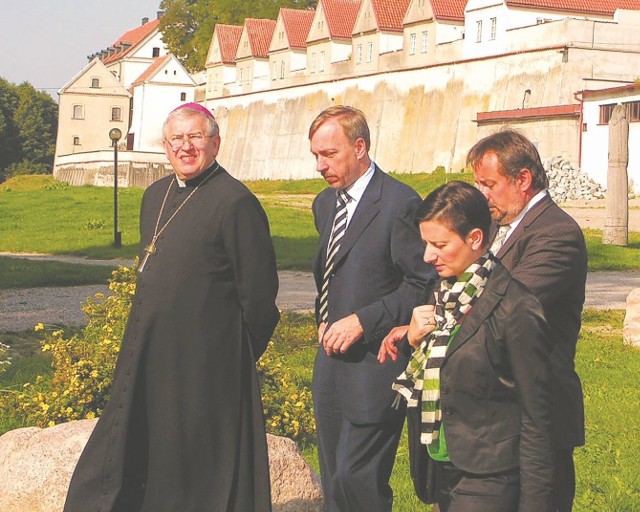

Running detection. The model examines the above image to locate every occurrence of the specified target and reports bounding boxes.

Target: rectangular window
[409,33,416,55]
[366,42,373,63]
[599,103,616,124]
[73,136,80,146]
[476,20,483,43]
[152,47,160,58]
[490,18,497,40]
[319,51,325,73]
[72,105,84,119]
[356,44,363,65]
[626,100,640,122]
[421,31,428,53]
[272,61,277,80]
[111,107,122,122]
[180,92,186,101]
[91,78,100,88]
[311,52,317,73]
[280,60,285,79]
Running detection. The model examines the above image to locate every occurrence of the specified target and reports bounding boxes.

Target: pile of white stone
[544,157,606,203]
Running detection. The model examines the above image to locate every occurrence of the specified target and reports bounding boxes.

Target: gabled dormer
[205,24,242,99]
[87,15,168,89]
[128,54,197,152]
[403,0,465,67]
[352,0,410,72]
[269,8,315,84]
[236,18,277,94]
[306,0,361,77]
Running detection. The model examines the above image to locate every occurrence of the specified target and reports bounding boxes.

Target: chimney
[142,17,149,25]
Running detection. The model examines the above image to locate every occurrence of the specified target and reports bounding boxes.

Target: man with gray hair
[64,103,280,512]
[468,129,587,512]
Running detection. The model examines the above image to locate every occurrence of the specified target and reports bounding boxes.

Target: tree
[159,0,317,72]
[14,83,58,168]
[0,78,21,178]
[0,78,58,181]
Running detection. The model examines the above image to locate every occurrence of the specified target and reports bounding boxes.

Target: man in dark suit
[467,129,587,512]
[309,105,435,511]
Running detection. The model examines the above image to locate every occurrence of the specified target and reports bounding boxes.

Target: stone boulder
[0,419,323,512]
[624,288,640,347]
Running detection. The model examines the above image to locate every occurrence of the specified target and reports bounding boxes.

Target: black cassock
[64,164,280,512]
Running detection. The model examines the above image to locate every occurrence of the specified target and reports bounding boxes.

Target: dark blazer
[439,262,554,512]
[494,193,587,450]
[312,166,435,423]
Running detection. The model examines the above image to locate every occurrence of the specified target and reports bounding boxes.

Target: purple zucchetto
[171,102,215,119]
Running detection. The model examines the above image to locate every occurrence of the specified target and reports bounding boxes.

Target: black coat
[494,193,587,450]
[407,262,555,512]
[64,165,280,512]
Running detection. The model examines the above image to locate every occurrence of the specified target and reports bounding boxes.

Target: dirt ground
[560,198,640,232]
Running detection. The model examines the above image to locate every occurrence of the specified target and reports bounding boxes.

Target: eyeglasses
[165,133,212,151]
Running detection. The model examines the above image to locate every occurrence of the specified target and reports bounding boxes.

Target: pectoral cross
[138,238,157,272]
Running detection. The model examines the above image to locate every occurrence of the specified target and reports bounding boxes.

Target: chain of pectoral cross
[138,164,219,272]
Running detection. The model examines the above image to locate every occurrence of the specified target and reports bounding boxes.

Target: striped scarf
[392,253,496,446]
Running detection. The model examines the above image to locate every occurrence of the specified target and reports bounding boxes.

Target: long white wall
[205,44,640,182]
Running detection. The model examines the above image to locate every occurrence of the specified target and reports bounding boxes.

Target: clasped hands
[377,305,436,363]
[318,313,364,356]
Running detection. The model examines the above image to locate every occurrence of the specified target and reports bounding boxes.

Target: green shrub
[2,265,315,444]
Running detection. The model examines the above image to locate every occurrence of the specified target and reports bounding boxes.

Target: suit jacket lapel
[332,166,383,268]
[444,264,509,360]
[496,193,554,257]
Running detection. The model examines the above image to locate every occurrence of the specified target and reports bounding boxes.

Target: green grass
[0,174,638,284]
[0,311,638,510]
[585,229,640,271]
[574,309,640,511]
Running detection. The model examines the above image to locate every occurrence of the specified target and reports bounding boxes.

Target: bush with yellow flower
[2,265,317,445]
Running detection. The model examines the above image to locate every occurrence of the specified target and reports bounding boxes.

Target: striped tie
[319,190,350,323]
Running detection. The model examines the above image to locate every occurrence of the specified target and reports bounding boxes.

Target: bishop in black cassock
[64,103,280,512]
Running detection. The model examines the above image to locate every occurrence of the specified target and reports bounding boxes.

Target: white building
[581,84,640,193]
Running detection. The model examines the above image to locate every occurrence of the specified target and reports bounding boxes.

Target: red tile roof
[244,18,277,58]
[476,104,580,122]
[505,0,640,16]
[131,54,171,87]
[280,8,315,48]
[101,18,160,65]
[215,24,243,64]
[322,0,362,39]
[371,0,412,31]
[431,0,467,21]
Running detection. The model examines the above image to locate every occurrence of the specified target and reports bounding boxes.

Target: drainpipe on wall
[574,90,584,169]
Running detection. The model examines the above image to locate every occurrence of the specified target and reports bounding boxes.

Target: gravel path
[1,201,638,332]
[1,268,638,332]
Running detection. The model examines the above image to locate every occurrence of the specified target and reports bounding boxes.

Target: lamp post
[109,128,123,248]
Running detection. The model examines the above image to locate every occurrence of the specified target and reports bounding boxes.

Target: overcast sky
[0,0,162,99]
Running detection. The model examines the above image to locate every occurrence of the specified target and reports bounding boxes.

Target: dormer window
[91,78,100,88]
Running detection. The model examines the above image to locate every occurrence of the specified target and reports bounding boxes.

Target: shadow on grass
[272,235,318,272]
